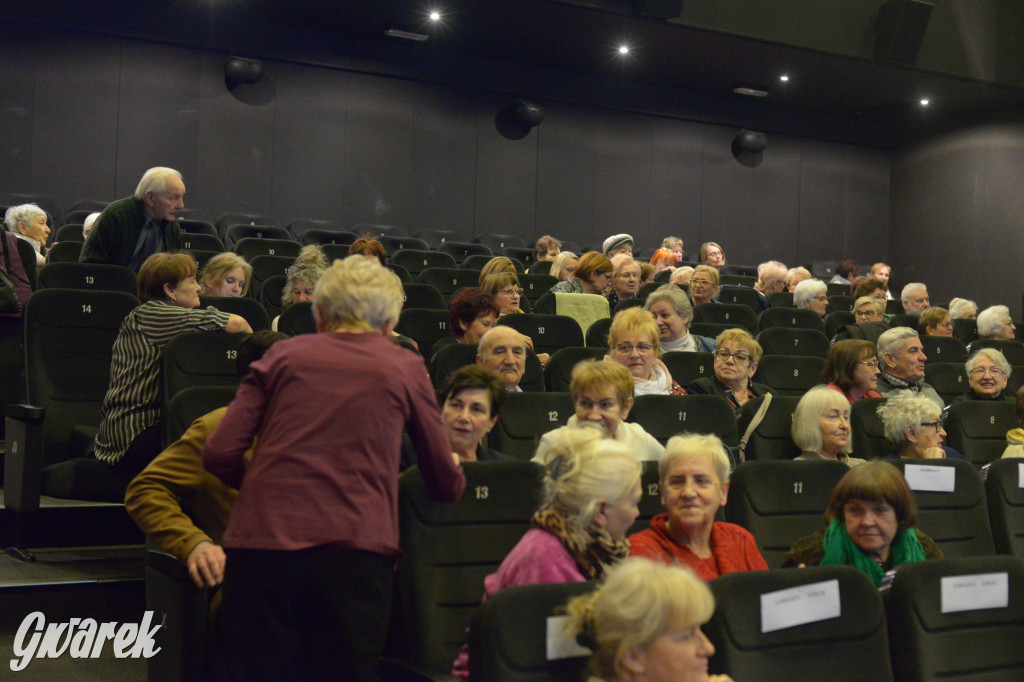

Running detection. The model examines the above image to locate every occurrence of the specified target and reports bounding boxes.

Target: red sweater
[628,514,768,582]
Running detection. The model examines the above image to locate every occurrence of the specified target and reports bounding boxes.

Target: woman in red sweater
[628,433,767,582]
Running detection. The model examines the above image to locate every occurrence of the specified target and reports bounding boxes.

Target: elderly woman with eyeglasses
[607,307,686,396]
[688,328,774,411]
[977,304,1017,341]
[877,391,966,460]
[794,279,829,317]
[852,296,886,324]
[480,271,524,315]
[822,340,883,403]
[918,307,953,337]
[951,348,1013,404]
[689,264,720,307]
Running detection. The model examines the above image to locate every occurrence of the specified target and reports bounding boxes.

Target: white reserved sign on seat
[760,579,841,633]
[904,464,955,492]
[941,572,1009,613]
[1018,462,1024,488]
[546,615,592,660]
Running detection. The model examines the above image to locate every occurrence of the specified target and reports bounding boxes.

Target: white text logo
[10,611,162,672]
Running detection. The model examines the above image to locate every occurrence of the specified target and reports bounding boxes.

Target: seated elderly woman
[94,252,252,483]
[347,237,386,265]
[829,259,860,286]
[700,241,725,268]
[877,391,965,460]
[533,235,562,262]
[629,433,767,581]
[822,340,882,403]
[431,287,500,359]
[853,296,886,324]
[533,360,664,462]
[204,255,466,680]
[977,304,1017,341]
[688,328,774,411]
[793,278,828,317]
[639,262,655,286]
[608,307,686,396]
[783,461,942,584]
[199,252,252,298]
[670,265,694,286]
[853,277,889,303]
[650,236,683,271]
[565,557,734,682]
[1002,386,1024,459]
[549,251,614,295]
[607,255,641,309]
[786,266,812,293]
[792,385,865,467]
[918,307,953,337]
[272,245,327,331]
[948,297,978,321]
[5,203,50,266]
[644,284,715,353]
[452,427,642,679]
[689,264,720,307]
[439,365,512,462]
[953,348,1013,404]
[480,271,523,315]
[550,250,578,281]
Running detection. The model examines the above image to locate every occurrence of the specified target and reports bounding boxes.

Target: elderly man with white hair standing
[901,282,931,315]
[875,327,944,409]
[80,166,187,271]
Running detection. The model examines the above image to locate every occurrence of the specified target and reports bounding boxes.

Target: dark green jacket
[79,196,182,270]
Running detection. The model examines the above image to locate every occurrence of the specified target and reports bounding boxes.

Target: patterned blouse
[94,301,231,464]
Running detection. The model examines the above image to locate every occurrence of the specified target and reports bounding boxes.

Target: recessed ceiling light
[779,75,789,82]
[920,98,930,106]
[428,11,441,21]
[618,45,630,55]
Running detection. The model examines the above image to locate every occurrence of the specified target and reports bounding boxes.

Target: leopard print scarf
[531,501,630,580]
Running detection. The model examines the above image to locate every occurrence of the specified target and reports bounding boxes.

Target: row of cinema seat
[465,555,1024,682]
[144,456,1024,681]
[386,457,1024,680]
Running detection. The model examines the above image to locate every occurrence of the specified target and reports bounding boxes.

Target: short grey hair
[313,255,402,332]
[977,305,1011,339]
[901,282,928,302]
[134,167,183,200]
[791,385,852,454]
[659,433,731,485]
[877,327,919,365]
[644,284,693,321]
[793,279,826,308]
[948,298,977,320]
[669,266,694,284]
[4,204,46,232]
[877,391,941,445]
[83,212,101,239]
[757,260,788,284]
[966,348,1011,378]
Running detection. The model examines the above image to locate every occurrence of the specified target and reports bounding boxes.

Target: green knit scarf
[820,518,926,586]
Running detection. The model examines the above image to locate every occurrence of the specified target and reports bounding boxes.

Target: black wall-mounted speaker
[631,0,684,20]
[874,0,933,65]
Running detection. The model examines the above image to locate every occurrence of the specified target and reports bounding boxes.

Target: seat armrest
[4,404,45,514]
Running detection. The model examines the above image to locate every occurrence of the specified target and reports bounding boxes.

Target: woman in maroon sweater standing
[203,255,466,681]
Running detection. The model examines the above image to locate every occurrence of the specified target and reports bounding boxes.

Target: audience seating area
[6,204,1024,681]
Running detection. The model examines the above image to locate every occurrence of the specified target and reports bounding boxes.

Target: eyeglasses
[500,288,524,297]
[812,295,829,302]
[969,367,1005,378]
[919,420,944,431]
[714,349,751,363]
[690,279,715,288]
[596,271,612,280]
[854,310,879,319]
[614,342,654,354]
[858,359,880,368]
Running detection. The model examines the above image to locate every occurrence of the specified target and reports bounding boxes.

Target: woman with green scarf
[782,461,941,585]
